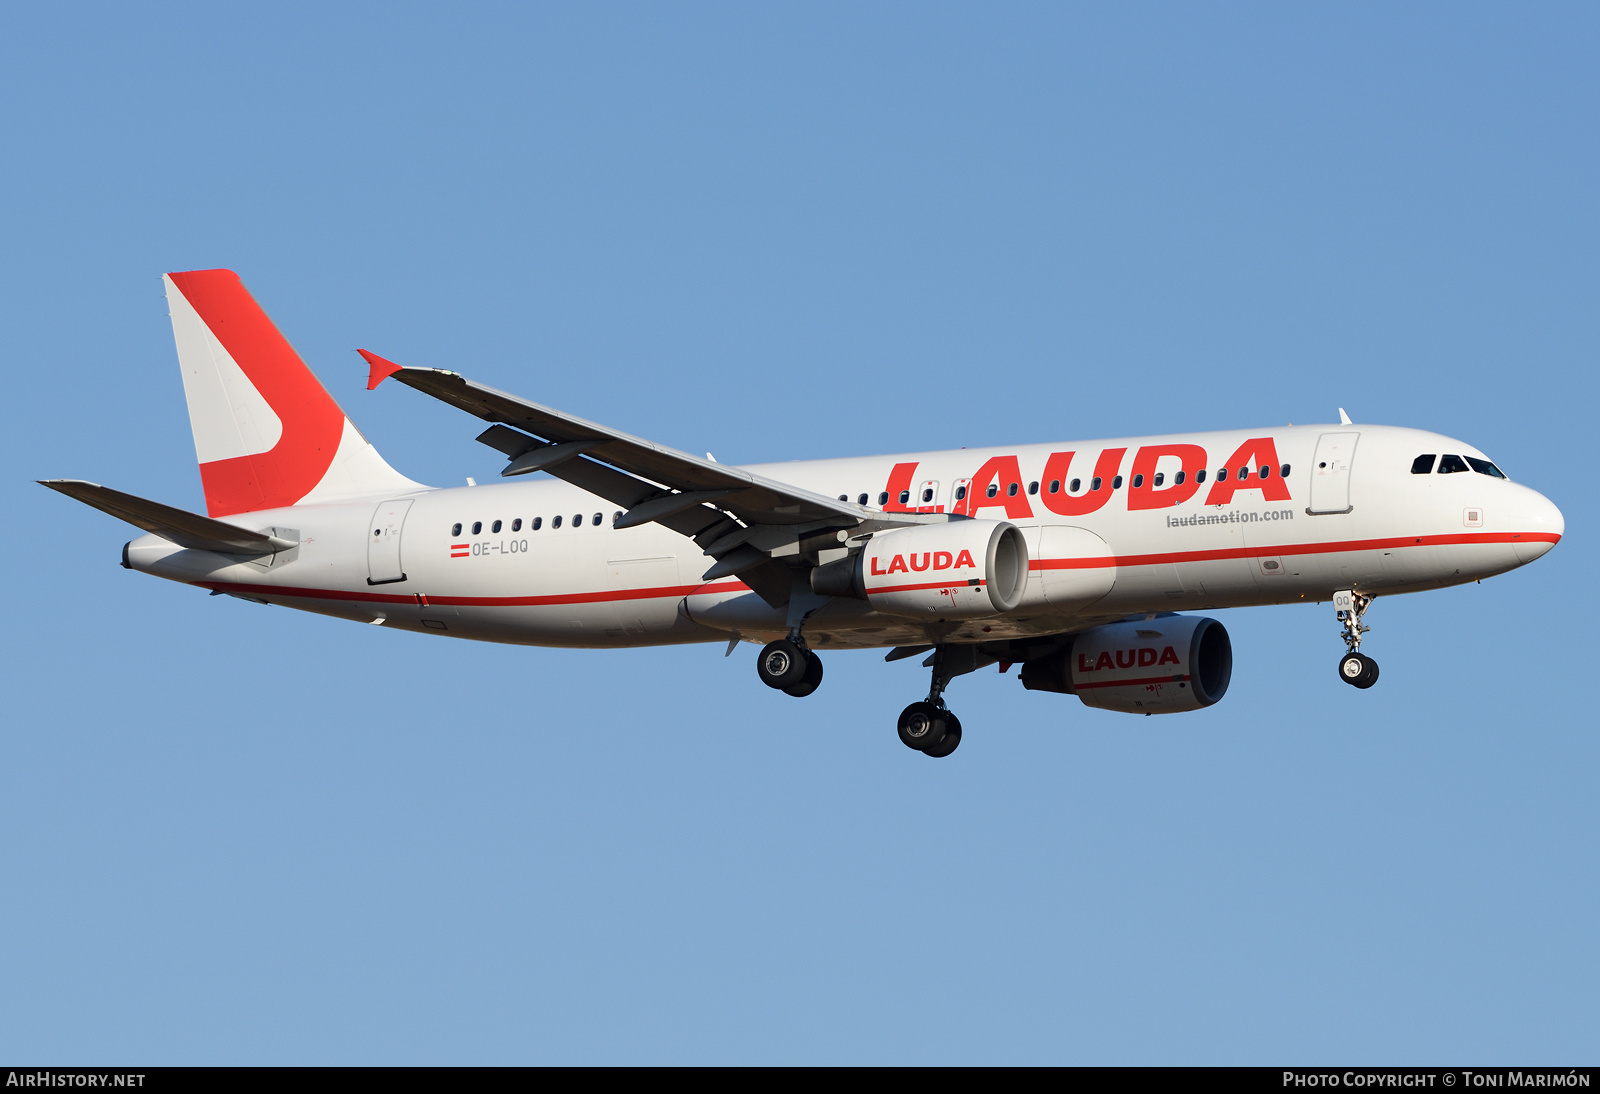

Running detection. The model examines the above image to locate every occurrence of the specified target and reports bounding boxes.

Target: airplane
[42,269,1565,758]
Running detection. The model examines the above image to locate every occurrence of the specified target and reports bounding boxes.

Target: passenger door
[1308,432,1360,514]
[950,478,971,514]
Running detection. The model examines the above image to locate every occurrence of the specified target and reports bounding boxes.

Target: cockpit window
[1466,457,1507,479]
[1411,454,1436,475]
[1437,454,1469,474]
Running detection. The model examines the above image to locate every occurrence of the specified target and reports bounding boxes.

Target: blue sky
[1,2,1595,1064]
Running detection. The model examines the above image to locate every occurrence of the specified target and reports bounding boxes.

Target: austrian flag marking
[450,543,470,558]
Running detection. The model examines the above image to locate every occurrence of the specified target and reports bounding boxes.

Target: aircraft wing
[362,352,856,525]
[39,480,296,556]
[362,350,940,604]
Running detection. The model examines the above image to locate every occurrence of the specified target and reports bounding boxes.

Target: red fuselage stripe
[197,578,751,607]
[1028,530,1560,571]
[195,530,1559,609]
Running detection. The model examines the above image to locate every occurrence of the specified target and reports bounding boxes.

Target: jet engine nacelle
[813,519,1028,619]
[1019,615,1232,714]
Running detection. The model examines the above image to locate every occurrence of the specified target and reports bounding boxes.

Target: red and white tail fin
[163,269,422,517]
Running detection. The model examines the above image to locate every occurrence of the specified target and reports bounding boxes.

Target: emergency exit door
[367,499,413,585]
[1308,432,1359,514]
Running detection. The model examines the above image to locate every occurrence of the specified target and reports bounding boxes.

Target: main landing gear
[756,631,985,759]
[895,645,992,759]
[1334,589,1379,689]
[756,584,831,699]
[756,638,824,698]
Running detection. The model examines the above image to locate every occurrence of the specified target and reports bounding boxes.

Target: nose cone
[1510,486,1563,564]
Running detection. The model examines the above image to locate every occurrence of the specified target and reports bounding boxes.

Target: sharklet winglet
[359,348,405,391]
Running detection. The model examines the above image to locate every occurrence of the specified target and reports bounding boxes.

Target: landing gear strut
[1334,589,1379,689]
[896,645,990,758]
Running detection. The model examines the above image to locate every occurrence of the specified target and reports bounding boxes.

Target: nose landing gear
[1334,590,1379,689]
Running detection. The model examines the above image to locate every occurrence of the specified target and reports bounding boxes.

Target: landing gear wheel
[1338,652,1379,689]
[783,652,824,697]
[897,701,948,752]
[922,713,962,758]
[1338,653,1365,684]
[1354,654,1379,689]
[757,639,808,690]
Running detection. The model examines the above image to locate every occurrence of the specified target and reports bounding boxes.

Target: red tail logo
[167,270,346,516]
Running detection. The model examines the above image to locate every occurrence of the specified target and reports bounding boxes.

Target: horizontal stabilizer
[38,480,296,556]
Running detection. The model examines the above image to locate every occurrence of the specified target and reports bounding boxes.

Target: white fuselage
[123,423,1564,650]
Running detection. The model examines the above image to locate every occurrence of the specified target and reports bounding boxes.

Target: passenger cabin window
[1280,464,1291,478]
[878,492,889,505]
[491,520,502,533]
[1259,466,1270,479]
[472,521,482,535]
[1006,483,1018,497]
[1112,475,1123,489]
[1069,478,1081,492]
[1467,457,1507,479]
[593,513,603,525]
[1438,454,1469,474]
[839,494,848,502]
[857,493,868,505]
[552,515,562,528]
[1196,469,1207,483]
[573,513,584,526]
[1217,468,1228,482]
[512,518,522,532]
[1153,472,1164,487]
[532,517,542,530]
[1132,474,1144,488]
[1091,477,1102,491]
[986,484,998,498]
[452,523,462,536]
[1174,471,1185,485]
[1412,454,1436,474]
[614,511,623,523]
[1049,480,1061,493]
[899,490,911,504]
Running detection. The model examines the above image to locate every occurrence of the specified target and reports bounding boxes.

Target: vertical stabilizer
[164,270,422,516]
